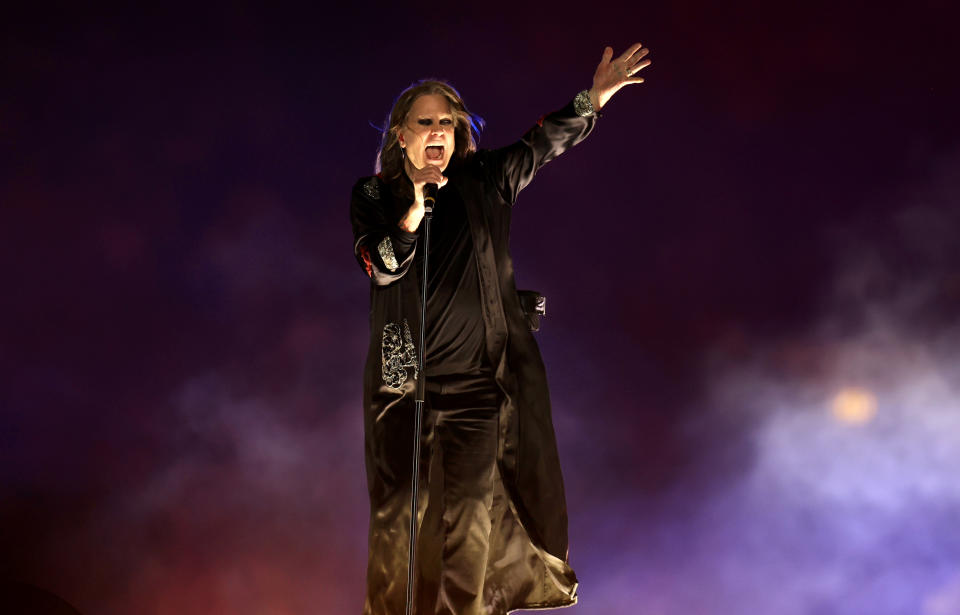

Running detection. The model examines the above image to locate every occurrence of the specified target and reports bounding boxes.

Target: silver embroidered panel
[573,90,595,117]
[381,319,418,389]
[362,177,381,200]
[378,236,399,272]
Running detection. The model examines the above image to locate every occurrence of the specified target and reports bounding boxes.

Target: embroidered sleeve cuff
[573,90,596,117]
[378,236,399,271]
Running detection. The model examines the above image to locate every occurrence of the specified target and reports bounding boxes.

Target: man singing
[350,43,651,614]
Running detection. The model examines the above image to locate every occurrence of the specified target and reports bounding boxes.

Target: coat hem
[506,594,578,613]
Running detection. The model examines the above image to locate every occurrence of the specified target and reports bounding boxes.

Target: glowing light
[924,570,960,615]
[831,387,878,424]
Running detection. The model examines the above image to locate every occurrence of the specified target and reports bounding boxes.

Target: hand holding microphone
[410,165,447,209]
[398,166,447,232]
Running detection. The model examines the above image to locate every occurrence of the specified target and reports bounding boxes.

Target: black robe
[350,97,596,614]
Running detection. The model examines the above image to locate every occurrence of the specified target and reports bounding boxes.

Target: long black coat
[351,97,596,614]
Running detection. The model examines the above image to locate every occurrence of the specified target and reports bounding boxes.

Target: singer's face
[398,94,455,173]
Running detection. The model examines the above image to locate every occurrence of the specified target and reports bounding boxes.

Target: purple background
[4,2,960,614]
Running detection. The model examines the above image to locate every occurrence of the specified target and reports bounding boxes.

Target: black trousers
[417,372,501,615]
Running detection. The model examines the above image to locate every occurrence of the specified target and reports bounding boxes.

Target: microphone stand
[405,188,435,615]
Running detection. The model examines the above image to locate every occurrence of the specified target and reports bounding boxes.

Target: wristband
[573,90,597,117]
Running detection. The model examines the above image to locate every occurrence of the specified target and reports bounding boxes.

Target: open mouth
[425,145,444,161]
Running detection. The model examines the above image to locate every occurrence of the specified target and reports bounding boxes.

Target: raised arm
[487,42,652,204]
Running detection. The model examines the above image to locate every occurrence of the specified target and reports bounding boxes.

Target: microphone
[423,183,438,216]
[423,183,438,206]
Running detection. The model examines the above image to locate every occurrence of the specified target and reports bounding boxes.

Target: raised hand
[588,43,651,111]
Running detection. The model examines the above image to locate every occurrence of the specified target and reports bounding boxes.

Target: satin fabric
[352,96,595,614]
[416,374,501,614]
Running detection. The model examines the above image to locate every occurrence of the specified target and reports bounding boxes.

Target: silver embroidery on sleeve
[378,236,399,272]
[362,177,381,200]
[381,319,418,389]
[573,90,595,117]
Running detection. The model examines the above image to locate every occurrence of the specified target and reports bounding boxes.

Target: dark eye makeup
[416,118,454,126]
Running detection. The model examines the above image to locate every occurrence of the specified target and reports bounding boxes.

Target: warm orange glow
[831,387,877,424]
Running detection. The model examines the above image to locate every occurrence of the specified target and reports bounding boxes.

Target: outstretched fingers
[630,47,650,64]
[617,42,645,63]
[590,40,652,109]
[627,57,652,76]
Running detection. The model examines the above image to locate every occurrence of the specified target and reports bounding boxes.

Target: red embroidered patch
[537,115,545,127]
[358,245,373,278]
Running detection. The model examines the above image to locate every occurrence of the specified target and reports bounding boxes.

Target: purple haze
[3,2,959,614]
